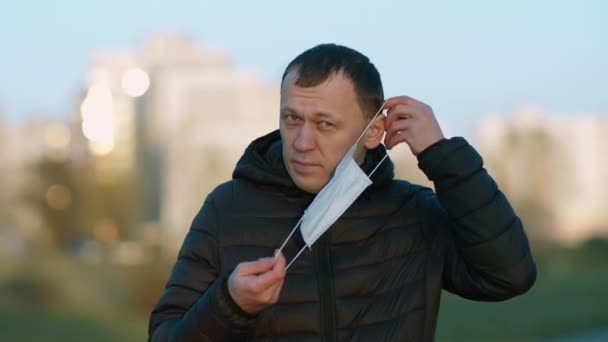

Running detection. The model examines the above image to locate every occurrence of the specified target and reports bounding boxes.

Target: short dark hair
[281,43,384,118]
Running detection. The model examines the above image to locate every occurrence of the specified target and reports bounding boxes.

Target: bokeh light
[45,184,72,210]
[80,82,115,155]
[121,68,150,97]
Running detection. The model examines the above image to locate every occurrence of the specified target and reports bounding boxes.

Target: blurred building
[0,115,9,257]
[0,118,72,255]
[476,107,608,244]
[76,34,278,249]
[0,114,6,195]
[74,53,142,175]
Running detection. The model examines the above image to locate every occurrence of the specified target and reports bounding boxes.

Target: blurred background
[0,1,606,341]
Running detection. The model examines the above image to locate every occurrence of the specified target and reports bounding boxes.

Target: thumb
[273,251,286,273]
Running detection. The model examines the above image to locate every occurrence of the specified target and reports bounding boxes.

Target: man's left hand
[383,96,444,155]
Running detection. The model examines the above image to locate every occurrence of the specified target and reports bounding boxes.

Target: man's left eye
[319,121,333,128]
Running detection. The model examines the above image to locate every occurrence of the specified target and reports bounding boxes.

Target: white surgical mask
[277,105,390,269]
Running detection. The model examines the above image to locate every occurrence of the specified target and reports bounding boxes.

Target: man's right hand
[227,251,287,314]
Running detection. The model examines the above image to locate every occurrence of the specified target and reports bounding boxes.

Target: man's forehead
[283,105,341,118]
[282,79,360,105]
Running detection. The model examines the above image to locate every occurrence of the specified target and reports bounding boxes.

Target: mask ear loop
[368,144,390,177]
[355,105,388,177]
[354,103,391,178]
[285,245,308,270]
[275,214,308,270]
[275,215,304,259]
[353,101,389,147]
[277,101,390,270]
[367,108,391,178]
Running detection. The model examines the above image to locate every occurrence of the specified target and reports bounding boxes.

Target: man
[149,44,536,341]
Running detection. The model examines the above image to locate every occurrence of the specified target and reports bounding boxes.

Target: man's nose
[294,125,315,152]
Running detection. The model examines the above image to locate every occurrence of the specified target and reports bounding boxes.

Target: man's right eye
[284,114,300,123]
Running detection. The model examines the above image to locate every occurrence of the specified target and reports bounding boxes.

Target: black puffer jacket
[149,130,536,341]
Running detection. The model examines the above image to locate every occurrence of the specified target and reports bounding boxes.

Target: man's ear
[364,115,386,149]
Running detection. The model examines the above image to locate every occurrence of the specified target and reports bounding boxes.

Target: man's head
[279,43,386,194]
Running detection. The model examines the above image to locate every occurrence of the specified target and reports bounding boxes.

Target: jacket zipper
[315,234,337,342]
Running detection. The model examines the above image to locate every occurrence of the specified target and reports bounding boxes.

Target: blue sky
[1,0,606,135]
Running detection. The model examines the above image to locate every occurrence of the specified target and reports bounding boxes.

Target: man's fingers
[382,95,442,153]
[386,117,416,138]
[385,111,406,131]
[386,129,415,150]
[386,101,432,124]
[384,105,423,135]
[245,251,286,290]
[273,250,286,270]
[250,269,283,292]
[385,131,407,150]
[236,257,275,276]
[382,96,414,110]
[385,117,417,149]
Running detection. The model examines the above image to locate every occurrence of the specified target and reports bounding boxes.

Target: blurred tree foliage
[21,157,141,251]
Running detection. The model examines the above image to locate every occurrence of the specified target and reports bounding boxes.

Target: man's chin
[292,176,324,194]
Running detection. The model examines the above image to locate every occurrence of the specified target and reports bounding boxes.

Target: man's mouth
[291,159,320,173]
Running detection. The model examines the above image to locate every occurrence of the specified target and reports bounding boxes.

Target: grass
[0,310,147,342]
[435,242,608,341]
[0,240,606,341]
[2,270,606,342]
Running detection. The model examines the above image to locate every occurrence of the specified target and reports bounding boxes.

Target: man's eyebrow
[280,107,341,121]
[314,112,343,123]
[315,112,335,118]
[280,106,298,114]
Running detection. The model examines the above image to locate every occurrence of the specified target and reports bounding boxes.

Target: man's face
[280,70,368,194]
